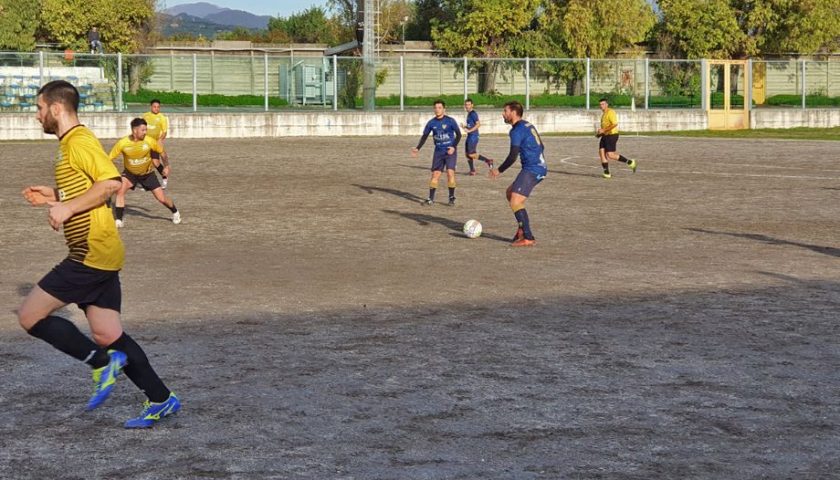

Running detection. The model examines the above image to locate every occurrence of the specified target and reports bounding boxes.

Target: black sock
[478,155,492,164]
[449,187,455,200]
[602,163,610,174]
[514,209,534,240]
[115,207,125,220]
[618,155,629,163]
[468,159,475,171]
[167,204,177,214]
[108,333,171,403]
[428,188,436,201]
[28,316,110,368]
[156,163,166,177]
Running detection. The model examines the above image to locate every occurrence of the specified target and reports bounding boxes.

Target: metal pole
[747,58,753,112]
[39,51,44,84]
[464,57,468,101]
[801,59,806,109]
[585,57,590,110]
[117,53,123,112]
[644,58,649,110]
[362,0,376,111]
[333,55,338,111]
[192,54,197,112]
[400,55,404,111]
[525,57,530,111]
[264,52,269,112]
[701,59,708,111]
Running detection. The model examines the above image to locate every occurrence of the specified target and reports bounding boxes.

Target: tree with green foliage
[657,0,840,58]
[40,0,156,53]
[268,7,343,45]
[431,0,541,93]
[0,0,40,51]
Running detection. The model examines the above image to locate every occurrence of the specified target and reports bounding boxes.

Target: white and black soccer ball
[463,219,482,239]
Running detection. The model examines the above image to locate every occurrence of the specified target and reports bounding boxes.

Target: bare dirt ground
[1,134,839,479]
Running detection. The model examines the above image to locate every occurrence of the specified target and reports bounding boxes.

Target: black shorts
[599,134,619,153]
[38,258,121,312]
[150,151,161,160]
[124,171,161,191]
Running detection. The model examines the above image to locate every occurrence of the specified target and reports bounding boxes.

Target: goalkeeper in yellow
[142,99,170,188]
[109,118,181,227]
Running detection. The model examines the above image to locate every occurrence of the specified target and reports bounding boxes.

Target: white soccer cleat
[161,178,168,189]
[115,219,124,228]
[172,211,181,224]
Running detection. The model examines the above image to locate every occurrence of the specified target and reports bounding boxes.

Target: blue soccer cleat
[124,393,181,429]
[86,349,127,411]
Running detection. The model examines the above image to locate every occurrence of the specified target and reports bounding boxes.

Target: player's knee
[91,329,122,347]
[17,304,42,331]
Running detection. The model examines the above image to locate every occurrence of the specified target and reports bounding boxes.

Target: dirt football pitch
[1,134,839,479]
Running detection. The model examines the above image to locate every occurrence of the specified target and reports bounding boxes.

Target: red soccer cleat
[511,238,536,247]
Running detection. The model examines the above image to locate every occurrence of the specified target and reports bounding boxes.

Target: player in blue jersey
[461,98,494,176]
[489,101,547,247]
[411,100,462,206]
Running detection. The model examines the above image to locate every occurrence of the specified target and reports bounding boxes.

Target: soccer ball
[463,219,482,239]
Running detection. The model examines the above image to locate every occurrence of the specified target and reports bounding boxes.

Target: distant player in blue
[489,101,547,247]
[461,98,494,175]
[411,100,462,206]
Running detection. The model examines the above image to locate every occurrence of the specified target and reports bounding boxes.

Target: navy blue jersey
[465,111,479,140]
[423,115,460,152]
[510,120,547,177]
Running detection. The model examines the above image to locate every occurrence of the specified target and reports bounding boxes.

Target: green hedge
[124,90,289,107]
[765,94,840,107]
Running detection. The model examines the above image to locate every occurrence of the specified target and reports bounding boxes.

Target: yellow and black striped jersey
[56,126,124,271]
[142,111,168,140]
[600,108,619,135]
[109,135,164,175]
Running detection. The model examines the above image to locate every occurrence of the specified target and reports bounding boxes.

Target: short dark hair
[434,99,446,108]
[503,100,523,117]
[150,99,161,106]
[37,80,79,113]
[464,98,473,104]
[599,97,609,104]
[130,117,148,129]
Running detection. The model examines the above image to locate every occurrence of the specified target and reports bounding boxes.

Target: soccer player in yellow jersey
[109,118,181,228]
[141,99,170,188]
[597,98,637,179]
[18,80,180,428]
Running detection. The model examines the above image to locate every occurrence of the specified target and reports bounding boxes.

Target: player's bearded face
[133,125,147,140]
[151,103,160,114]
[36,97,58,135]
[502,108,513,124]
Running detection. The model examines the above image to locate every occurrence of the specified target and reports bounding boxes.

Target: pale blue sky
[162,1,329,17]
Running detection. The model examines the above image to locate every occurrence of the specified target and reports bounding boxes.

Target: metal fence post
[525,57,530,111]
[264,53,269,112]
[644,58,649,110]
[801,59,806,109]
[333,55,338,111]
[700,59,708,111]
[117,53,123,112]
[400,55,405,111]
[464,57,468,100]
[585,57,591,110]
[192,54,197,112]
[39,51,44,84]
[747,58,753,112]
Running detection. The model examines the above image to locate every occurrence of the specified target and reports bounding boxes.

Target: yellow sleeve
[160,115,169,134]
[72,138,121,182]
[147,136,165,154]
[607,110,618,126]
[108,138,125,161]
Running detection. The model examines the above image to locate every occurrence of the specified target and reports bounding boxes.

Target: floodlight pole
[362,0,376,111]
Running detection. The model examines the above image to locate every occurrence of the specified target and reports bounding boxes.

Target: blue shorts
[509,169,544,197]
[431,150,457,171]
[465,137,479,155]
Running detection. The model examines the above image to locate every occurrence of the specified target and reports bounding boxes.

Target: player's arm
[495,146,520,175]
[22,186,58,206]
[453,126,462,147]
[46,178,121,231]
[107,139,124,163]
[412,126,432,156]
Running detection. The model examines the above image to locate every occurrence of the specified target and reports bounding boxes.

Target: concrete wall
[751,108,840,129]
[0,109,708,141]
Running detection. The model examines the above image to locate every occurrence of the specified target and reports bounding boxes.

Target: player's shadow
[548,168,601,178]
[821,187,840,191]
[383,209,510,243]
[122,206,171,222]
[687,228,840,258]
[353,184,425,204]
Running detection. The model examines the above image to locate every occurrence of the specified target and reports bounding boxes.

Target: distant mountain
[163,2,271,30]
[159,13,247,38]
